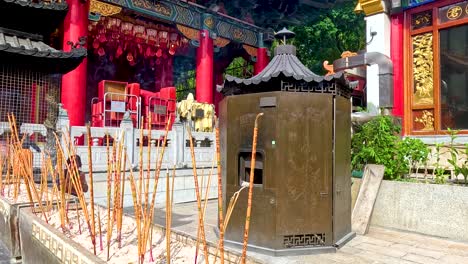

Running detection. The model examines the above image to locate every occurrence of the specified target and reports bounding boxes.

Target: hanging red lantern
[146,28,158,45]
[170,32,179,46]
[116,45,123,58]
[106,17,122,31]
[158,31,168,48]
[98,47,106,57]
[127,51,134,62]
[168,43,177,55]
[97,23,107,43]
[156,48,163,57]
[121,22,134,37]
[133,25,146,43]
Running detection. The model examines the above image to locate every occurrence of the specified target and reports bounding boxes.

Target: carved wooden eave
[356,0,385,16]
[96,0,264,47]
[89,0,121,17]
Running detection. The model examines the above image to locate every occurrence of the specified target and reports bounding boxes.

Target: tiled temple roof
[0,30,86,73]
[1,0,67,11]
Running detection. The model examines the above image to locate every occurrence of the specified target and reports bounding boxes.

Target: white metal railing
[59,108,215,172]
[102,92,141,128]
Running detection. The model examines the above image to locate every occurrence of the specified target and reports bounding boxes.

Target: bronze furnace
[218,28,355,255]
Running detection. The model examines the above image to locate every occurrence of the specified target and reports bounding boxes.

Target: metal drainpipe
[333,52,394,115]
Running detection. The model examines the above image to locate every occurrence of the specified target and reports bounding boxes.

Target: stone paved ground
[143,199,468,264]
[0,239,12,264]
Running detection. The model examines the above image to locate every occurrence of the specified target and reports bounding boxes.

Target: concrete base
[0,197,28,259]
[334,232,356,249]
[18,208,105,264]
[224,239,337,256]
[370,180,468,243]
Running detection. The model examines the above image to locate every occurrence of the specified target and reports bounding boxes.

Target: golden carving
[323,51,358,75]
[341,51,358,58]
[323,61,334,76]
[176,25,199,41]
[214,37,230,48]
[89,0,122,17]
[412,11,432,29]
[412,33,433,105]
[153,3,172,16]
[233,28,244,40]
[356,0,384,16]
[243,45,257,57]
[204,16,215,29]
[415,110,434,131]
[447,6,463,20]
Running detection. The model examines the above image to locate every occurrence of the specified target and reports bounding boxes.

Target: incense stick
[186,125,209,264]
[214,118,225,264]
[117,147,127,248]
[86,124,97,255]
[240,113,263,264]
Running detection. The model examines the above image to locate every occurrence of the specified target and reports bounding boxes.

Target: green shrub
[351,115,429,180]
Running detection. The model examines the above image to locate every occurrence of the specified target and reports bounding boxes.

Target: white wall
[365,12,391,114]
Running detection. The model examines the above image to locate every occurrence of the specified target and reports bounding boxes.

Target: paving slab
[122,199,468,264]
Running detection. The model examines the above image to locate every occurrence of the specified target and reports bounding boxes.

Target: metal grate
[0,64,61,169]
[283,233,326,248]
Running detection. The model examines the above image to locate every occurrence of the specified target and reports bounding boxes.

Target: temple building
[355,0,468,138]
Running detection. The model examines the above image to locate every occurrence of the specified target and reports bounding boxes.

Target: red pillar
[195,30,214,104]
[61,0,89,126]
[391,14,404,122]
[254,47,269,75]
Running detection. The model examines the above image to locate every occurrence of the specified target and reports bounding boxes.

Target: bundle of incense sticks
[1,110,266,264]
[186,126,209,264]
[127,116,172,264]
[5,114,48,221]
[54,127,95,248]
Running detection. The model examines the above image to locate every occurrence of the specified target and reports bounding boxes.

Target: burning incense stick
[106,133,114,261]
[145,115,152,215]
[128,169,142,264]
[0,153,4,196]
[86,124,97,255]
[186,126,209,264]
[57,130,95,251]
[214,118,225,264]
[165,169,171,263]
[117,145,127,248]
[213,185,248,264]
[240,113,263,264]
[143,116,171,255]
[98,207,103,251]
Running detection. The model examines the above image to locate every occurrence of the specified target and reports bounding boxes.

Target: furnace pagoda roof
[225,44,346,86]
[220,28,349,96]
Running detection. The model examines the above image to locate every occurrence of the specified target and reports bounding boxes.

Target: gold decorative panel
[243,45,257,57]
[411,10,432,30]
[414,110,435,131]
[89,0,122,17]
[412,33,434,106]
[356,0,384,16]
[177,25,199,41]
[214,37,230,48]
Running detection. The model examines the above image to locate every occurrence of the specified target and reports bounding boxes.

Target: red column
[391,14,404,122]
[61,0,89,126]
[254,47,269,75]
[195,30,214,104]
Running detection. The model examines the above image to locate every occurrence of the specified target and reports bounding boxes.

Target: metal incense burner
[218,28,355,256]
